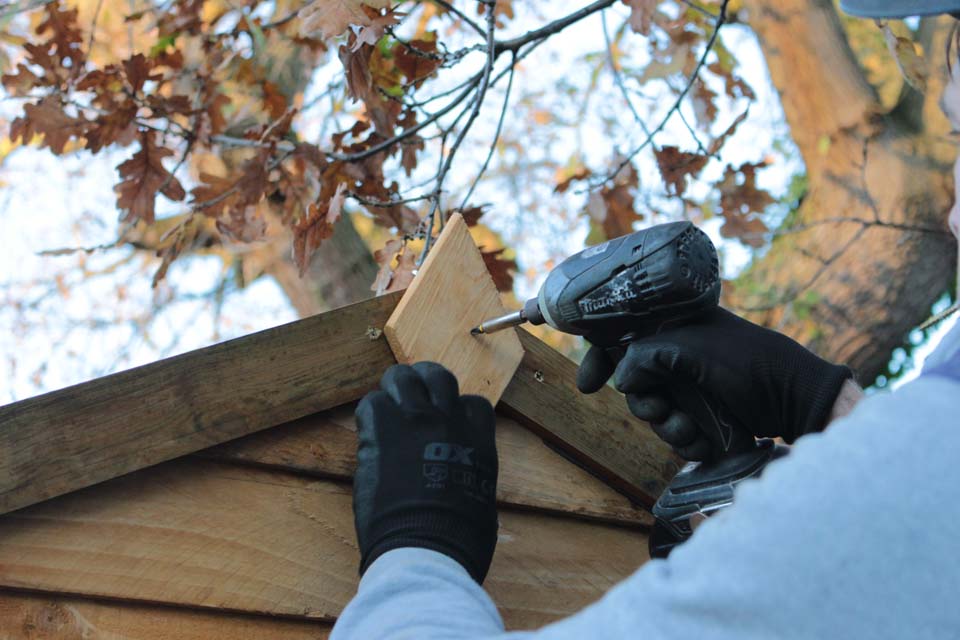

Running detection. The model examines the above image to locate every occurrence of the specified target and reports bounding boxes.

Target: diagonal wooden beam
[0,292,402,515]
[0,292,678,516]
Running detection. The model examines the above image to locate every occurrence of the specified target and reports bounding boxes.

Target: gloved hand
[577,307,854,460]
[353,362,499,584]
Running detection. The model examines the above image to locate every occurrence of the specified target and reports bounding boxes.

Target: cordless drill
[471,221,787,558]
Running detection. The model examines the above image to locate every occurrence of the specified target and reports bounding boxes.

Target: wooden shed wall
[0,403,653,638]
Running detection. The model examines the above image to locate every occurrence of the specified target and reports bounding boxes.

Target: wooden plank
[502,330,682,508]
[201,403,653,526]
[384,213,524,404]
[0,459,649,630]
[0,590,330,639]
[0,292,402,516]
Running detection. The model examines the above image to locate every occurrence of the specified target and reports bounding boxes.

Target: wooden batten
[0,459,650,630]
[0,590,332,639]
[202,402,653,527]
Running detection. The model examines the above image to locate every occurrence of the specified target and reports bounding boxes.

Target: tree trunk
[737,1,957,383]
[264,214,379,318]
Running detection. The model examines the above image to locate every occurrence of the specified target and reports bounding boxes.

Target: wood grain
[384,213,524,404]
[202,403,653,526]
[0,292,402,516]
[0,459,649,630]
[502,330,682,509]
[0,590,330,639]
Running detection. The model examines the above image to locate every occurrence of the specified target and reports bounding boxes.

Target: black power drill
[470,221,787,558]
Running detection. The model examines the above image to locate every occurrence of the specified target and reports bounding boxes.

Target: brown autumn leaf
[123,53,160,93]
[586,160,642,240]
[191,152,271,219]
[340,40,374,103]
[707,61,756,100]
[262,81,288,120]
[36,2,84,66]
[708,107,750,155]
[9,96,89,154]
[292,183,348,275]
[114,131,186,225]
[692,79,718,130]
[458,205,486,227]
[192,172,238,218]
[372,237,403,293]
[480,247,517,292]
[880,23,926,93]
[354,6,403,49]
[654,146,709,196]
[387,247,417,292]
[299,0,392,40]
[622,0,656,36]
[393,36,441,88]
[2,63,44,95]
[715,162,773,247]
[553,166,592,194]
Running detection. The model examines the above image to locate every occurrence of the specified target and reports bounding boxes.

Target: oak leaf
[372,238,404,293]
[114,131,186,224]
[714,162,773,247]
[292,183,348,275]
[393,36,441,88]
[458,205,486,227]
[299,0,392,40]
[622,0,656,35]
[123,53,160,93]
[480,247,517,292]
[9,96,89,154]
[654,146,708,196]
[36,2,84,66]
[354,6,403,49]
[387,247,417,292]
[586,160,643,240]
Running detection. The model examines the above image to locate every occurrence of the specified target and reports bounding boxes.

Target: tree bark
[264,214,379,318]
[737,1,957,382]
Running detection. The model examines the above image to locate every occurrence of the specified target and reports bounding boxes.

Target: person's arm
[335,367,960,639]
[827,378,864,424]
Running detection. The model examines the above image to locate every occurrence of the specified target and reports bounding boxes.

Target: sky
[0,2,955,404]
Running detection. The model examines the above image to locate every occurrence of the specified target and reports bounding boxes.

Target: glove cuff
[797,362,854,440]
[359,505,498,584]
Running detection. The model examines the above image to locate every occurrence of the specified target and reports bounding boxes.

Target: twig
[590,0,730,188]
[86,0,106,58]
[431,0,485,38]
[419,0,497,262]
[459,51,515,210]
[602,10,652,138]
[496,0,618,54]
[330,73,482,163]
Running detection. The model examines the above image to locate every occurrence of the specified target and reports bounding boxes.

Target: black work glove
[353,362,498,584]
[577,307,854,460]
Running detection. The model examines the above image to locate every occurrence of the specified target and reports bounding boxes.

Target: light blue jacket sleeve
[332,324,960,640]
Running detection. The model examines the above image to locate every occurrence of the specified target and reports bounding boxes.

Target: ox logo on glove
[424,442,475,465]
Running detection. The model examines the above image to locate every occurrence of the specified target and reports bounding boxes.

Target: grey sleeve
[333,353,960,640]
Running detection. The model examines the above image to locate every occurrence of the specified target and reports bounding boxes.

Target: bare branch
[460,51,516,210]
[590,0,730,188]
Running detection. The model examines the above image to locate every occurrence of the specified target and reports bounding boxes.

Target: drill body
[475,221,776,559]
[527,221,721,347]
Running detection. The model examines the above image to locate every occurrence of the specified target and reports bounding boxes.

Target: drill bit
[470,309,527,336]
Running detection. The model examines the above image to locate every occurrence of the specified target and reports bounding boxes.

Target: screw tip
[470,326,483,336]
